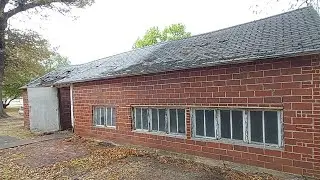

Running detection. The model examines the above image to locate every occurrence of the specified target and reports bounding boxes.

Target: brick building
[22,7,320,177]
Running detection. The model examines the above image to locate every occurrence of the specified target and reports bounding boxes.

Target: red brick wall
[58,87,72,130]
[22,90,30,129]
[73,55,320,177]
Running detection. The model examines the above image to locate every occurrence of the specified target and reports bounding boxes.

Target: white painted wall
[27,87,60,132]
[6,98,23,108]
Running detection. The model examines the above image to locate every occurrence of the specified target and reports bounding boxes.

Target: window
[192,108,283,147]
[220,110,244,140]
[194,109,215,138]
[249,111,280,145]
[133,107,186,135]
[151,108,166,132]
[169,109,186,134]
[93,107,116,127]
[135,108,149,130]
[134,108,148,130]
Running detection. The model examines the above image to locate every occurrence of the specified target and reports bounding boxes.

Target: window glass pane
[135,108,141,129]
[177,109,185,134]
[205,110,215,137]
[100,108,106,125]
[195,110,204,136]
[151,109,158,131]
[265,111,278,144]
[170,109,177,133]
[221,110,231,139]
[158,109,166,132]
[232,111,243,140]
[111,108,116,126]
[94,107,100,125]
[250,111,263,143]
[106,108,112,126]
[142,109,149,130]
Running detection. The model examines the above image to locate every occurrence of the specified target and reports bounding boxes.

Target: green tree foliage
[133,23,191,48]
[0,0,94,116]
[42,54,71,73]
[3,29,70,108]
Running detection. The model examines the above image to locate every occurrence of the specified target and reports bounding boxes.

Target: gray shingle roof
[25,6,320,88]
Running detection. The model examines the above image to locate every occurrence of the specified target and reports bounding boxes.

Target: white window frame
[192,108,283,148]
[248,110,283,148]
[150,108,166,132]
[218,109,246,142]
[133,107,186,135]
[134,108,149,132]
[192,108,218,139]
[93,106,116,128]
[168,109,186,134]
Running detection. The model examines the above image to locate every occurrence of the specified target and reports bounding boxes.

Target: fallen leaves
[0,136,280,180]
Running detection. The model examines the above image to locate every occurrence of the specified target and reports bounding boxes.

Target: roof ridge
[162,6,316,43]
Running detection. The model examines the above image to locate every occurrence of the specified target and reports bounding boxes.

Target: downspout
[70,84,74,132]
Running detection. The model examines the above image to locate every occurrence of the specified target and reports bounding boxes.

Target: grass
[4,107,19,113]
[0,108,35,139]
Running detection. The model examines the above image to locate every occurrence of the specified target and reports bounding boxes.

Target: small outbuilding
[22,7,320,178]
[22,78,72,132]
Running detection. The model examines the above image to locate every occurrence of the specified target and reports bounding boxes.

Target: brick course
[23,54,320,178]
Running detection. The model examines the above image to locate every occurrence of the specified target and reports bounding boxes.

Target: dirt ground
[0,109,308,180]
[0,136,282,180]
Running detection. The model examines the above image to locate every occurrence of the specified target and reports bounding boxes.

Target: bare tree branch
[4,0,93,19]
[5,0,52,19]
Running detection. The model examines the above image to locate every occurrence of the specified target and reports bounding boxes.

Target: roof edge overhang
[20,83,72,90]
[53,49,320,86]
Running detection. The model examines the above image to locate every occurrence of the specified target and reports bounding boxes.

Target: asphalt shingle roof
[25,6,320,88]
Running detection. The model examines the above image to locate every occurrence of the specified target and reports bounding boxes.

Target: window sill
[93,125,116,130]
[192,137,284,151]
[133,130,186,139]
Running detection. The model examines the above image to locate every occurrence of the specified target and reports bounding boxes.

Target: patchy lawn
[0,136,283,180]
[0,108,35,139]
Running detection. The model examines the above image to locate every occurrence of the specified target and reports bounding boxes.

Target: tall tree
[42,53,70,73]
[133,23,191,49]
[0,0,94,117]
[3,29,70,108]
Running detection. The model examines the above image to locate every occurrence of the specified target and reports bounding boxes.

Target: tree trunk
[0,18,8,118]
[2,98,17,109]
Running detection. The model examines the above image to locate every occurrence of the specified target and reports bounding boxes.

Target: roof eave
[53,50,320,86]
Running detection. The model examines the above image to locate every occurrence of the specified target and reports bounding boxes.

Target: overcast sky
[8,0,293,65]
